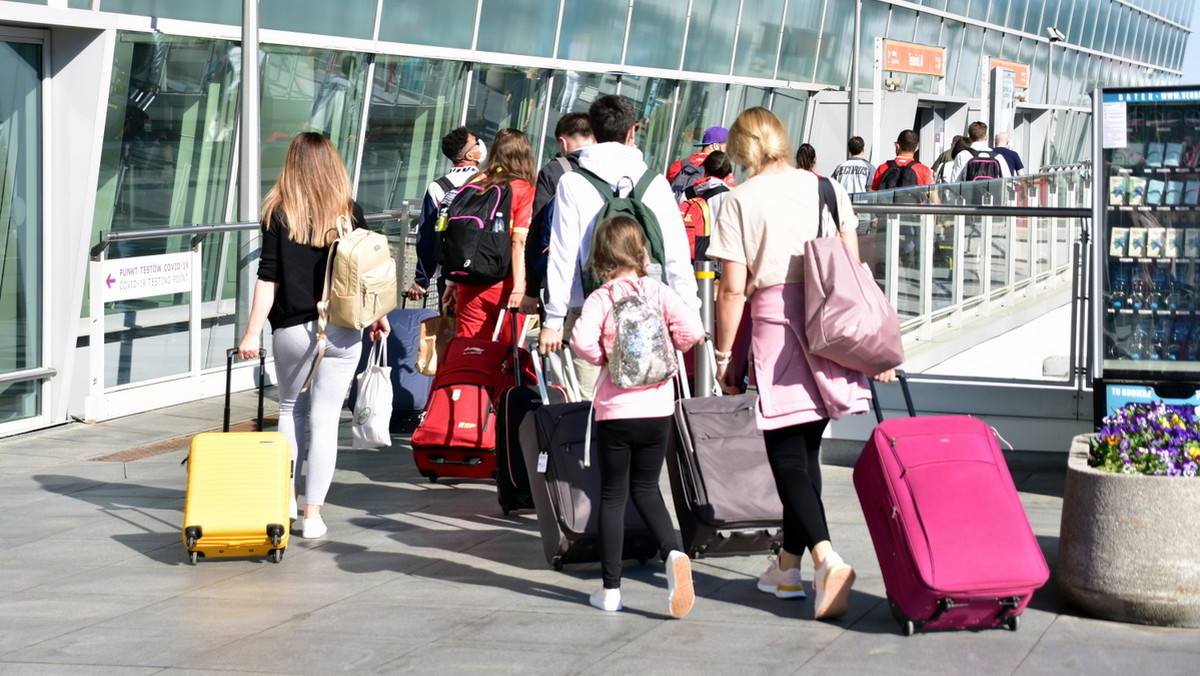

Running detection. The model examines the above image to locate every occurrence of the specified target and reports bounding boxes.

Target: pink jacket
[570,275,704,420]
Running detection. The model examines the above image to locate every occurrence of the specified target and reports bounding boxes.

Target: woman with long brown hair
[443,127,536,343]
[238,132,389,540]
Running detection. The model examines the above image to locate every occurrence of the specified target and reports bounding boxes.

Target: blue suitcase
[348,303,437,430]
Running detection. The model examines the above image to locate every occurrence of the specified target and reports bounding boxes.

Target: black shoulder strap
[435,175,455,193]
[966,147,980,158]
[694,183,729,201]
[817,176,840,236]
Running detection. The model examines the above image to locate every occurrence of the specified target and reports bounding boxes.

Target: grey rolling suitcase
[666,347,783,558]
[519,354,660,570]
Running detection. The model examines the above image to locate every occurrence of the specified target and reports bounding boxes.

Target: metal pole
[849,0,862,140]
[695,261,716,397]
[236,0,262,347]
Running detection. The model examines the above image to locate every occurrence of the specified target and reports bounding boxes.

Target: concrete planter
[1058,434,1200,627]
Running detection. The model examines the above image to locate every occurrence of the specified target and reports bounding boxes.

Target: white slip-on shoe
[813,553,855,620]
[666,551,695,618]
[302,514,327,539]
[589,588,622,612]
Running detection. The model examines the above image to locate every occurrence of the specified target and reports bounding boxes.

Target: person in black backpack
[667,125,734,202]
[871,130,935,266]
[439,128,536,344]
[949,121,1010,183]
[407,126,487,301]
[520,113,595,315]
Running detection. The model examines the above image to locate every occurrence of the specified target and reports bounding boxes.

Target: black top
[257,201,367,331]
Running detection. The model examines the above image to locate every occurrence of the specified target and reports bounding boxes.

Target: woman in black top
[238,132,389,540]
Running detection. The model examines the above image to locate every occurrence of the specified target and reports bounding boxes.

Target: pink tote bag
[803,235,904,376]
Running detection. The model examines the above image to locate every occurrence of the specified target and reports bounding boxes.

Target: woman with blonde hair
[707,107,894,620]
[238,132,389,540]
[443,127,536,343]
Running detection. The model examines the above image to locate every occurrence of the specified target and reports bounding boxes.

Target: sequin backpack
[607,278,677,389]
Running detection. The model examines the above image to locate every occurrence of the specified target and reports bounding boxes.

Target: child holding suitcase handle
[569,215,705,617]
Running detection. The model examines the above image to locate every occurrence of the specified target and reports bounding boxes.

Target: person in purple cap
[668,125,735,201]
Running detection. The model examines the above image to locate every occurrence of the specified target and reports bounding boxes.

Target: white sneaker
[589,588,622,612]
[302,514,327,539]
[756,555,807,599]
[666,551,695,619]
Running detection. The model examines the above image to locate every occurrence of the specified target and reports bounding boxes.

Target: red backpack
[678,184,729,261]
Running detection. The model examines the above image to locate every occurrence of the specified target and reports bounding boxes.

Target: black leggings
[596,416,682,589]
[763,419,831,557]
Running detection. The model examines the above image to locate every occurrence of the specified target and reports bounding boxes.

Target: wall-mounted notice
[1102,100,1128,149]
[101,252,193,302]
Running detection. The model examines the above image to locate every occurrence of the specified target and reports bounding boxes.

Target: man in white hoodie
[538,94,699,398]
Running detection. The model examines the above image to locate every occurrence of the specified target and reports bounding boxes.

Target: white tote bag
[351,339,393,449]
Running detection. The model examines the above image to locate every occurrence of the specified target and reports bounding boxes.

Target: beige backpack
[325,216,397,329]
[302,216,397,392]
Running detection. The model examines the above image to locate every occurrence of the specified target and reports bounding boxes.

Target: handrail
[0,367,57,386]
[853,205,1090,218]
[89,209,409,260]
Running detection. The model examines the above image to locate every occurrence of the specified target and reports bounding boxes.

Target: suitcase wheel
[268,549,284,564]
[551,556,564,571]
[1004,614,1020,632]
[887,595,919,637]
[419,470,438,483]
[267,524,285,547]
[185,526,201,551]
[189,551,199,565]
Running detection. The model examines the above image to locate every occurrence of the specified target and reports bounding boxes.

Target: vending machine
[1093,84,1200,423]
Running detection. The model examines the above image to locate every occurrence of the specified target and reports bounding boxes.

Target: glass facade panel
[777,0,822,82]
[378,0,477,48]
[100,0,240,24]
[260,0,376,40]
[671,80,726,163]
[626,0,688,69]
[537,69,611,165]
[477,0,557,57]
[682,0,738,75]
[357,57,470,213]
[619,76,678,173]
[888,6,918,43]
[69,0,88,7]
[259,45,367,197]
[858,0,890,90]
[557,0,627,64]
[944,0,970,18]
[965,0,989,21]
[952,24,984,98]
[816,0,855,88]
[92,33,242,383]
[467,65,553,145]
[732,0,784,79]
[0,40,41,423]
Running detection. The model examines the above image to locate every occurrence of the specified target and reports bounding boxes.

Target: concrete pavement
[1,390,1198,675]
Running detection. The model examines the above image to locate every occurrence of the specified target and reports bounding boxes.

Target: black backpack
[876,159,921,191]
[433,181,513,285]
[964,148,1004,181]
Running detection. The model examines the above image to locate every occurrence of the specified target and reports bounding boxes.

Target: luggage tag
[537,451,549,473]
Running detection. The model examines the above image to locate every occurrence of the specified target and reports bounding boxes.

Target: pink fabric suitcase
[854,412,1049,635]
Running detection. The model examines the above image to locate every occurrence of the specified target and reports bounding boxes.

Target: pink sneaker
[756,555,807,599]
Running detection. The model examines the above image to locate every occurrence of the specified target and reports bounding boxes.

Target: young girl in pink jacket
[570,215,705,618]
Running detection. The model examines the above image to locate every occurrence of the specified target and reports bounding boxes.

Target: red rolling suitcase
[410,313,535,482]
[854,373,1049,635]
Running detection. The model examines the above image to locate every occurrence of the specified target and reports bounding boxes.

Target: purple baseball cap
[696,126,728,146]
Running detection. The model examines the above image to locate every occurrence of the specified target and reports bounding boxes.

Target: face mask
[475,140,487,164]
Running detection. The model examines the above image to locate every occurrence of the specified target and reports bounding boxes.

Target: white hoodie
[543,141,700,330]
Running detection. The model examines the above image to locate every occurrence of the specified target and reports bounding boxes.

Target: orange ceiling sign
[990,58,1030,89]
[883,40,945,77]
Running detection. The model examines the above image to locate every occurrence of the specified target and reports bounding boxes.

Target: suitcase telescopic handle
[224,348,268,433]
[868,369,915,423]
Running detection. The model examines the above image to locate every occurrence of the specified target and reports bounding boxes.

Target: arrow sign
[106,274,116,288]
[100,252,192,302]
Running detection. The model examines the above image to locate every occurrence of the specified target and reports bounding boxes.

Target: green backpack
[574,167,668,296]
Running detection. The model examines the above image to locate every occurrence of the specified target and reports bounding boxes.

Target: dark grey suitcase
[666,390,783,559]
[519,358,660,570]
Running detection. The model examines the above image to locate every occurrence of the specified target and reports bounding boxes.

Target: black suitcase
[496,317,567,515]
[666,347,783,559]
[518,357,660,570]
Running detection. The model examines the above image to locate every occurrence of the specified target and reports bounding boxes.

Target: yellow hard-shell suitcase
[182,349,291,564]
